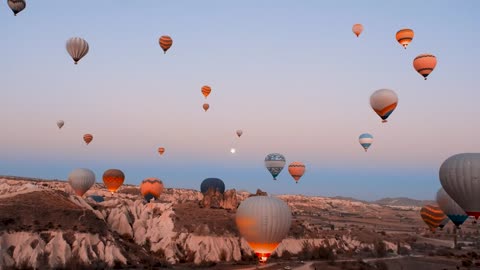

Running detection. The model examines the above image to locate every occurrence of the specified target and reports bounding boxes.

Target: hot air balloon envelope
[200,178,225,194]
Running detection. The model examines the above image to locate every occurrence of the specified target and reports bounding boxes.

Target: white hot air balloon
[236,196,292,263]
[370,89,398,123]
[68,168,95,196]
[440,153,480,219]
[265,153,286,180]
[66,37,89,64]
[57,120,65,129]
[436,187,469,228]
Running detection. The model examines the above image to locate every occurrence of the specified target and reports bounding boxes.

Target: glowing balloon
[159,36,173,54]
[201,86,211,98]
[68,168,95,196]
[66,37,89,65]
[352,24,363,37]
[158,147,165,156]
[359,133,373,152]
[265,153,286,180]
[83,134,93,145]
[413,54,437,80]
[288,162,305,183]
[440,153,480,219]
[203,103,210,112]
[370,89,398,123]
[420,204,447,232]
[57,120,64,129]
[436,187,468,228]
[140,177,164,202]
[395,28,414,49]
[8,0,25,16]
[236,196,292,263]
[102,169,125,194]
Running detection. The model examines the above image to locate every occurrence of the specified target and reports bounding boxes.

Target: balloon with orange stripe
[288,162,305,183]
[201,86,211,98]
[370,89,398,123]
[83,134,93,145]
[420,204,447,232]
[413,54,437,80]
[352,24,363,37]
[159,35,173,54]
[396,28,414,49]
[102,169,125,194]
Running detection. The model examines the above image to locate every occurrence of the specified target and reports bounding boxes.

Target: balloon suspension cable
[364,149,367,152]
[74,62,78,65]
[164,51,166,54]
[382,120,387,123]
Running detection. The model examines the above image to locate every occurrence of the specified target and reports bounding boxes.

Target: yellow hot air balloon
[201,86,211,98]
[83,134,93,145]
[352,24,364,37]
[236,196,292,263]
[288,162,305,183]
[396,28,414,49]
[203,103,210,112]
[413,53,437,80]
[159,36,173,54]
[158,147,165,156]
[102,169,125,194]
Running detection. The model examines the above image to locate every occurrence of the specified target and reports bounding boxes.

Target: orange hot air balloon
[158,147,165,156]
[159,35,173,54]
[413,53,437,80]
[201,85,211,98]
[352,24,364,37]
[140,177,165,202]
[102,169,125,194]
[420,204,447,232]
[288,162,306,183]
[203,103,210,112]
[83,134,93,145]
[396,28,414,49]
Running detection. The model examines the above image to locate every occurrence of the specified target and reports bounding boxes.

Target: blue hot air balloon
[359,133,374,152]
[200,178,225,194]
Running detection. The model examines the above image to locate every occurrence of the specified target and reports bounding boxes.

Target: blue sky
[1,1,479,200]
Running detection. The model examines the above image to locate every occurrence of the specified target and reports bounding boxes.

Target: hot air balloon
[413,54,437,80]
[288,162,305,183]
[352,24,364,37]
[370,89,398,123]
[236,196,292,263]
[359,133,373,152]
[440,153,480,219]
[83,134,93,145]
[158,147,165,156]
[236,130,243,138]
[66,37,89,65]
[7,0,25,16]
[57,120,64,129]
[68,168,95,197]
[140,177,164,202]
[102,169,125,194]
[201,86,211,98]
[200,178,225,194]
[159,36,173,54]
[420,204,447,232]
[265,153,286,180]
[203,103,210,112]
[395,28,414,49]
[436,187,469,228]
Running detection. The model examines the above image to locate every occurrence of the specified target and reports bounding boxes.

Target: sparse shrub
[374,240,387,258]
[397,246,410,255]
[436,248,454,257]
[462,259,473,267]
[219,249,227,261]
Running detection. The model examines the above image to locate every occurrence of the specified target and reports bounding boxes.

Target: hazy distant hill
[373,197,435,207]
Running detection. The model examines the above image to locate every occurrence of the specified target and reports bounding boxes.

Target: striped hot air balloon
[265,153,286,180]
[140,177,164,202]
[159,36,173,54]
[7,0,26,16]
[358,133,373,152]
[370,89,398,123]
[396,28,414,49]
[413,54,437,80]
[420,204,447,232]
[236,196,292,263]
[83,134,93,145]
[288,162,305,183]
[68,168,95,197]
[203,103,210,112]
[102,169,125,194]
[201,86,211,98]
[352,24,364,37]
[66,37,89,65]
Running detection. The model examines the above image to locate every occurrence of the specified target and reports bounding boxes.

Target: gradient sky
[1,1,479,200]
